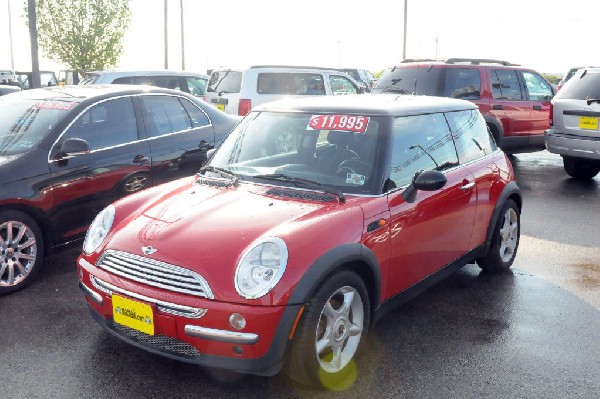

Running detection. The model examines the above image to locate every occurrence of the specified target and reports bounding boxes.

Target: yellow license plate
[112,294,155,335]
[579,116,599,130]
[216,103,225,112]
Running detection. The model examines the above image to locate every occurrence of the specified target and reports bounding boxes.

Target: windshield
[0,97,75,155]
[374,66,442,95]
[208,111,383,195]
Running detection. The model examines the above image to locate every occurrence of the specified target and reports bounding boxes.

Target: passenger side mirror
[401,170,447,203]
[53,138,91,160]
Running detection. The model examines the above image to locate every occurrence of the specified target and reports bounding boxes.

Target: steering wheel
[336,159,372,177]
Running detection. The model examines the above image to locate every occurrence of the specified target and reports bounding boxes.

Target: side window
[140,95,192,138]
[443,68,481,100]
[389,113,459,189]
[150,76,182,91]
[256,73,325,95]
[445,109,497,164]
[180,98,210,128]
[112,76,135,84]
[522,71,553,101]
[64,97,138,150]
[186,77,207,96]
[329,75,358,95]
[491,69,524,100]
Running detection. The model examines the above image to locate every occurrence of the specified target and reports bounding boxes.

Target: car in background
[79,70,209,97]
[77,94,521,387]
[545,67,600,179]
[204,65,364,116]
[556,66,600,91]
[58,69,83,86]
[341,68,375,92]
[373,58,555,154]
[0,85,20,96]
[0,85,240,295]
[15,70,58,89]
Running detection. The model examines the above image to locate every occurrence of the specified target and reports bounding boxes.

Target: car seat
[315,130,359,174]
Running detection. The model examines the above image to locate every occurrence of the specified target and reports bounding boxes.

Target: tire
[477,199,520,274]
[563,157,600,180]
[285,270,370,387]
[0,210,45,295]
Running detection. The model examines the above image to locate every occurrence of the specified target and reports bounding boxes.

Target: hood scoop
[266,188,335,202]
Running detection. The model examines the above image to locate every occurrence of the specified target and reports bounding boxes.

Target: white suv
[545,67,600,179]
[204,65,364,116]
[79,70,209,97]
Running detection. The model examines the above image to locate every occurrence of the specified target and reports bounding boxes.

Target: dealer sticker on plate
[112,294,155,335]
[579,116,599,130]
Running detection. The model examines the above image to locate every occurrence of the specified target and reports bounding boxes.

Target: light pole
[8,0,14,69]
[180,0,185,70]
[164,0,168,69]
[337,40,341,68]
[402,0,408,59]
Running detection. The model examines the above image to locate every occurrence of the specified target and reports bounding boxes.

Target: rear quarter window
[256,73,325,95]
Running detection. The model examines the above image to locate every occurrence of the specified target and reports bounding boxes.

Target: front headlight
[234,237,288,299]
[83,205,115,255]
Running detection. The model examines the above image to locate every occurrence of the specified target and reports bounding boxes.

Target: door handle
[133,155,148,164]
[492,104,503,110]
[533,105,542,110]
[461,182,475,191]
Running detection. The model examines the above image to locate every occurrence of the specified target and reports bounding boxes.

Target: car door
[489,69,531,139]
[445,108,502,249]
[385,112,477,296]
[520,71,554,136]
[138,94,215,185]
[48,95,151,241]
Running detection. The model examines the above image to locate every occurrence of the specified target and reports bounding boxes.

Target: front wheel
[0,210,45,295]
[477,199,520,274]
[286,270,370,387]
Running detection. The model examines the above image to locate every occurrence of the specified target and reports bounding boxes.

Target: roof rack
[399,58,517,66]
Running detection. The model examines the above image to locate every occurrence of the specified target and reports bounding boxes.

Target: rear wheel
[286,270,370,387]
[0,210,44,295]
[477,199,520,274]
[563,156,600,180]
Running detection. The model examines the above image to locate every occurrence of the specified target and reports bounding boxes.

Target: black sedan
[0,85,240,294]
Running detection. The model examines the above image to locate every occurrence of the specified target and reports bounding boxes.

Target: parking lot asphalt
[1,150,599,398]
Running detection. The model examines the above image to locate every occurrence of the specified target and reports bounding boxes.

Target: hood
[103,180,365,303]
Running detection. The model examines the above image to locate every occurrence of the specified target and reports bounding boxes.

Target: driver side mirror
[401,170,447,203]
[53,138,91,160]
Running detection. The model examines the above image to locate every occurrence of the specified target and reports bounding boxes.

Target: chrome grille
[97,250,213,299]
[114,323,201,357]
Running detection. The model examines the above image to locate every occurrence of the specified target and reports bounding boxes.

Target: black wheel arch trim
[484,115,504,145]
[485,181,522,243]
[286,243,382,310]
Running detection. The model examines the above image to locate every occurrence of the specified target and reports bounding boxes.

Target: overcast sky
[1,0,597,75]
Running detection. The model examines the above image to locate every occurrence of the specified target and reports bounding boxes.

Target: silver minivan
[204,65,364,116]
[545,67,600,179]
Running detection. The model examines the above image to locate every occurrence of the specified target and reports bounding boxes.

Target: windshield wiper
[586,97,600,105]
[382,88,411,94]
[254,173,345,203]
[198,165,239,185]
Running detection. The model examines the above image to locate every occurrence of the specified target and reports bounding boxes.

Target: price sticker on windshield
[35,101,77,111]
[307,115,370,133]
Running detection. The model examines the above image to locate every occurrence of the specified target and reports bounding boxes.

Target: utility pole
[402,0,408,60]
[164,0,168,69]
[180,0,185,70]
[27,0,41,88]
[8,0,14,69]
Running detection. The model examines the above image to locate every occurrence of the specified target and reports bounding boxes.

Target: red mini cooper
[78,95,521,386]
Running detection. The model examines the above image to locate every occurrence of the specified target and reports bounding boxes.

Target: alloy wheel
[0,221,38,287]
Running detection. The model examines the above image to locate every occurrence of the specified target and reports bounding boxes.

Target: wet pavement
[1,150,599,398]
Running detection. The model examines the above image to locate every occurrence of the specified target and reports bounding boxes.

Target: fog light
[229,313,246,330]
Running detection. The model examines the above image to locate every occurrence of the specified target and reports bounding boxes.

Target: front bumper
[545,129,600,160]
[78,257,302,376]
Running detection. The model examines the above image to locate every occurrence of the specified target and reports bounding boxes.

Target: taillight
[238,99,251,116]
[549,103,553,126]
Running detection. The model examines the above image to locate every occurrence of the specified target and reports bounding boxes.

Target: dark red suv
[78,94,521,387]
[373,58,555,154]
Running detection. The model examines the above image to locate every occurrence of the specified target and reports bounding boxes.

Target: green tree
[25,0,131,74]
